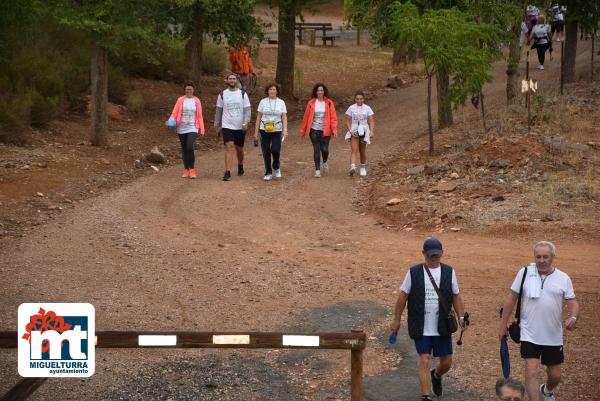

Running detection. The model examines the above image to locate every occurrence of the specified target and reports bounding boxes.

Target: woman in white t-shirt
[530,15,552,70]
[345,91,375,177]
[166,81,205,179]
[253,83,288,181]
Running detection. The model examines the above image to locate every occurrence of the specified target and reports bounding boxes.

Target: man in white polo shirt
[499,241,579,401]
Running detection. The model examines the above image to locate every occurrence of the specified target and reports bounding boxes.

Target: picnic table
[295,22,339,46]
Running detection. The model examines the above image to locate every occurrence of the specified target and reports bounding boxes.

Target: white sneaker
[539,65,544,70]
[314,170,321,178]
[274,169,282,178]
[263,174,273,181]
[322,162,329,175]
[540,384,556,401]
[349,165,357,176]
[359,166,367,177]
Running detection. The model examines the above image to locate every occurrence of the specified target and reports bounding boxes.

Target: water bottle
[389,331,398,345]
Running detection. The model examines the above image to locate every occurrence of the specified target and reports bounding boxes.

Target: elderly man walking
[495,378,525,401]
[390,238,466,401]
[499,241,579,401]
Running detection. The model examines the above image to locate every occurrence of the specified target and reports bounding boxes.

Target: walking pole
[526,51,531,134]
[560,41,564,95]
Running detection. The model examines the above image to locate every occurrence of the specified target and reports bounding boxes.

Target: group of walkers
[391,239,579,401]
[523,2,567,70]
[167,75,375,181]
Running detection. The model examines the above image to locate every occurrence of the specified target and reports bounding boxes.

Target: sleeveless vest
[407,263,454,339]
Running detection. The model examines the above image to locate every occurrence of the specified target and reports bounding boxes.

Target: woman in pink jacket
[300,83,338,178]
[167,81,205,179]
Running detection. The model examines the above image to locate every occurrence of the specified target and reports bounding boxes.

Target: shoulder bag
[423,265,458,335]
[508,266,528,343]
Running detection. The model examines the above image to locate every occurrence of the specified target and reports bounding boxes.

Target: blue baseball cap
[423,238,443,256]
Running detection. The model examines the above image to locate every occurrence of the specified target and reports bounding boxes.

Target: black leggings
[260,130,282,174]
[178,132,197,169]
[309,129,331,170]
[536,42,550,66]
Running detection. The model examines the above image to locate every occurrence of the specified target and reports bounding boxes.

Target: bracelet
[568,316,577,320]
[459,317,465,320]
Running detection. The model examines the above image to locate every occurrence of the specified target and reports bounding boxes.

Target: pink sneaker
[182,169,190,178]
[189,169,197,179]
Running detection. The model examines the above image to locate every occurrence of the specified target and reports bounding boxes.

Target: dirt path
[1,44,599,401]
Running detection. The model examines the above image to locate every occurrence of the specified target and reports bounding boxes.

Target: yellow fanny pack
[264,121,277,133]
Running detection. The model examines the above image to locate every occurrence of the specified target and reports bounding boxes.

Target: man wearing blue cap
[390,238,466,401]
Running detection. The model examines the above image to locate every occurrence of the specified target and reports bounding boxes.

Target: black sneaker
[422,396,433,401]
[222,171,231,181]
[431,369,443,397]
[237,164,244,176]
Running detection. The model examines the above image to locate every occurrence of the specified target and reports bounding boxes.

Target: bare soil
[1,29,599,401]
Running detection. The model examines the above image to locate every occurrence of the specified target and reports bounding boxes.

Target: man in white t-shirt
[390,238,466,401]
[499,241,579,401]
[214,73,251,181]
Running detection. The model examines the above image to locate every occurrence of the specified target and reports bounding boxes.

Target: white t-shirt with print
[345,104,374,131]
[312,100,326,130]
[178,98,198,134]
[257,97,287,131]
[511,267,575,346]
[400,266,460,336]
[217,89,251,130]
[532,24,551,44]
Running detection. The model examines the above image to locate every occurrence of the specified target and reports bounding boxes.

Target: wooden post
[350,329,364,401]
[0,378,47,401]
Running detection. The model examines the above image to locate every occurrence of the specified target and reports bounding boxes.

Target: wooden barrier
[0,330,366,401]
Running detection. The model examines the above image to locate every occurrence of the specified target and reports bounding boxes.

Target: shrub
[0,98,28,144]
[202,43,227,75]
[110,38,187,82]
[125,90,145,112]
[108,65,132,105]
[532,93,551,124]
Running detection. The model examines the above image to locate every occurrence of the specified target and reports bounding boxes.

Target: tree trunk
[506,23,521,104]
[436,66,453,129]
[90,42,108,146]
[392,46,407,66]
[185,1,204,84]
[276,1,297,99]
[564,20,578,83]
[427,73,433,155]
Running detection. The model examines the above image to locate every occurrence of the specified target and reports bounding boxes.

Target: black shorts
[552,21,564,33]
[222,128,246,147]
[520,341,564,366]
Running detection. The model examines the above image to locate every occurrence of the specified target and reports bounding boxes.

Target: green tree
[343,0,371,45]
[390,2,501,154]
[561,0,600,83]
[52,0,171,146]
[270,0,319,99]
[461,0,524,103]
[176,0,263,84]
